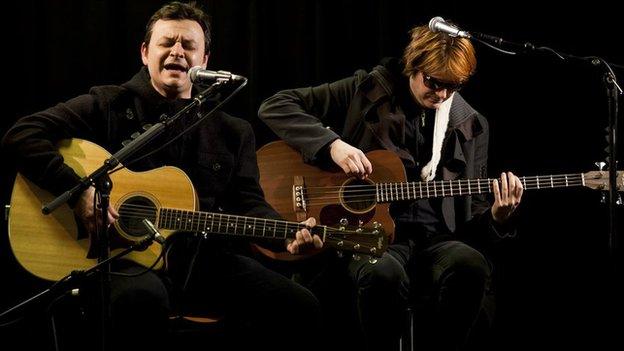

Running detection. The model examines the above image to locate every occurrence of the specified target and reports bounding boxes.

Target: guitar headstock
[583,171,624,191]
[324,222,388,261]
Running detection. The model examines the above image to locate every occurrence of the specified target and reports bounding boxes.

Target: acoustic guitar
[7,139,388,281]
[257,140,623,258]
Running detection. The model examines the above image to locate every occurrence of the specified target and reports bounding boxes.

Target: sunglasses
[422,74,463,92]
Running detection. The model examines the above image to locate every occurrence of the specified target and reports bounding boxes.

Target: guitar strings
[115,203,379,236]
[300,175,584,206]
[114,175,585,215]
[302,174,584,191]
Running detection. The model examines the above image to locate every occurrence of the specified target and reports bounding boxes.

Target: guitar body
[8,139,197,281]
[257,141,405,250]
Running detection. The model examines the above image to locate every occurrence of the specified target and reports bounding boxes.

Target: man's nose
[435,88,449,100]
[170,42,184,57]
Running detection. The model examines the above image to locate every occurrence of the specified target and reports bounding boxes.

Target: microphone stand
[0,232,164,349]
[34,79,235,351]
[471,32,622,268]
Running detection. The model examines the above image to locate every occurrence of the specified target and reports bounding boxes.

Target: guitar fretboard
[375,173,584,202]
[157,208,326,239]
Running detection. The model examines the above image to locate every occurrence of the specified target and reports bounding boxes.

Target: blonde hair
[402,24,476,83]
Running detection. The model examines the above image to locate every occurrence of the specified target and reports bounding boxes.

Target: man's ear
[141,42,149,65]
[202,51,210,68]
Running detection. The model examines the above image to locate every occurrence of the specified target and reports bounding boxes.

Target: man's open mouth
[163,63,188,72]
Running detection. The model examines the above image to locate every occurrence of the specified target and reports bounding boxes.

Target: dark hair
[144,1,211,54]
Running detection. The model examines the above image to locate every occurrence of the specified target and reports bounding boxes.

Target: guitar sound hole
[117,196,158,238]
[340,178,376,213]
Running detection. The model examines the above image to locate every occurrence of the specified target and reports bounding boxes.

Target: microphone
[428,17,471,38]
[142,219,165,245]
[188,66,245,85]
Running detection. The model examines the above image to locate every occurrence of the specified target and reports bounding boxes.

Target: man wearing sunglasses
[259,23,523,351]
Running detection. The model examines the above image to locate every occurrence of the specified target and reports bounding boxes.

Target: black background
[1,1,622,350]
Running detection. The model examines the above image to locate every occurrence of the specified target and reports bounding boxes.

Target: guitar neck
[156,208,326,240]
[376,173,585,202]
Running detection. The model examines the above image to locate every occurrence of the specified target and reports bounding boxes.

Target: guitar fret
[441,180,445,197]
[223,214,229,234]
[186,211,192,230]
[419,182,423,199]
[536,177,540,189]
[262,218,267,237]
[426,182,430,198]
[565,175,568,187]
[173,209,178,229]
[216,213,223,233]
[287,223,296,238]
[270,221,276,238]
[449,180,453,196]
[477,180,482,194]
[232,215,238,235]
[458,179,461,195]
[179,210,185,230]
[242,217,248,236]
[376,183,380,202]
[160,208,167,229]
[394,182,399,201]
[467,179,471,194]
[550,175,554,188]
[412,182,416,200]
[433,181,437,197]
[522,177,527,189]
[400,182,405,200]
[194,212,200,232]
[487,180,491,193]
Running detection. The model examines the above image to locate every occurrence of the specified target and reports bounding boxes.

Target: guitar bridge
[293,176,307,221]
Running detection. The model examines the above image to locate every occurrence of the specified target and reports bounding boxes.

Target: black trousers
[304,239,491,351]
[76,239,323,351]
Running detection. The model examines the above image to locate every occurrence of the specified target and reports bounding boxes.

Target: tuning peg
[373,221,382,229]
[340,218,349,226]
[617,194,622,206]
[352,254,361,261]
[336,250,343,258]
[600,192,607,203]
[358,219,364,227]
[368,257,378,264]
[595,162,607,171]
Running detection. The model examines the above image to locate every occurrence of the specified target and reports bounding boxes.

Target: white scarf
[420,93,454,181]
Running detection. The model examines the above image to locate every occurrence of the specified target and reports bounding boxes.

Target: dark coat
[2,67,279,220]
[259,61,513,248]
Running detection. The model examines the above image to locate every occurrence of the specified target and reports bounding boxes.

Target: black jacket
[3,67,279,220]
[259,59,514,248]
